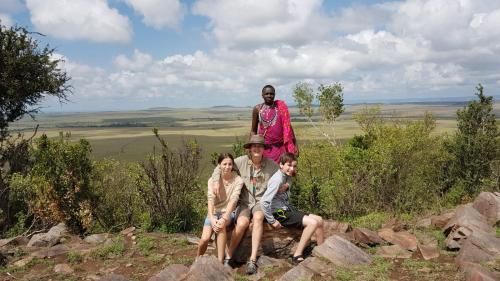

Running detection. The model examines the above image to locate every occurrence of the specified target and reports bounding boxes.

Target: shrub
[90,159,148,232]
[9,133,93,233]
[292,110,447,219]
[442,85,499,202]
[139,129,204,232]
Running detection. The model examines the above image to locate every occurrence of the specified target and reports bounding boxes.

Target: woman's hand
[211,217,221,233]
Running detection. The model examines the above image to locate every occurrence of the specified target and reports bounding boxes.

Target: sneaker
[223,258,233,268]
[246,259,258,275]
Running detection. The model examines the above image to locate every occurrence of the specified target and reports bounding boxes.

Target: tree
[293,82,344,145]
[0,24,70,232]
[444,84,499,198]
[0,24,70,140]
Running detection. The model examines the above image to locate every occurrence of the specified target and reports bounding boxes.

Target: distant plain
[11,102,500,173]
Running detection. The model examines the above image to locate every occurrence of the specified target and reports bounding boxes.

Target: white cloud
[124,0,184,29]
[192,0,332,48]
[114,49,153,71]
[26,0,132,43]
[42,0,500,110]
[0,13,13,26]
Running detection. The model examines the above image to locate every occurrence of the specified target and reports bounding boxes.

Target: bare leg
[217,226,227,263]
[308,214,324,245]
[294,215,318,257]
[197,225,213,258]
[250,211,265,262]
[227,216,250,258]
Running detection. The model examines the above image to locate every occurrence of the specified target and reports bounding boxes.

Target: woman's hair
[279,152,297,165]
[217,153,235,164]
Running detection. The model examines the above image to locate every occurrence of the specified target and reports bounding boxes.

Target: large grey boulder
[84,233,109,245]
[27,223,68,247]
[148,264,189,281]
[184,256,233,281]
[455,228,500,264]
[472,192,500,226]
[443,204,493,235]
[312,235,372,266]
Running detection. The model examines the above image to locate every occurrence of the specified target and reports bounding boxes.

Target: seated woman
[196,153,243,263]
[251,85,298,163]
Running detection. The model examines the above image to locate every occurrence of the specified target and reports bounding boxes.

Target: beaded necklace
[258,102,278,130]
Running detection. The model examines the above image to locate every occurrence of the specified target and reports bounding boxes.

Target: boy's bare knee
[316,216,324,226]
[237,217,250,228]
[253,213,265,223]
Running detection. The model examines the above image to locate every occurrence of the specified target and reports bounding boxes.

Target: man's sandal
[246,259,258,274]
[291,255,305,265]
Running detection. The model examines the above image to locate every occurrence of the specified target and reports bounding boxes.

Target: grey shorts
[238,203,263,219]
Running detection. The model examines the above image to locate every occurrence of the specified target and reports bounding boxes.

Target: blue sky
[1,0,499,112]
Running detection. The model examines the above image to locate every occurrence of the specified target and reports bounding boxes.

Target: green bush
[9,133,93,233]
[90,159,148,232]
[292,111,447,219]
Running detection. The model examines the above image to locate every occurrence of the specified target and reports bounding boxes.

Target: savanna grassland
[11,102,499,176]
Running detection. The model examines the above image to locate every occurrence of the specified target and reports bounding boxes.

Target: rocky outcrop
[352,228,384,246]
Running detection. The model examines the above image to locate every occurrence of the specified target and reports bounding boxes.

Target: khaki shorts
[238,203,263,219]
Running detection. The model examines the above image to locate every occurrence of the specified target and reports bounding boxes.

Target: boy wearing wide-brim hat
[211,134,279,274]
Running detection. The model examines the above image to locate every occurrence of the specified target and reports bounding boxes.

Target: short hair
[217,153,234,165]
[279,152,297,165]
[262,85,275,93]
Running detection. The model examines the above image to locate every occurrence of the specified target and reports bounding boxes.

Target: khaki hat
[244,134,270,149]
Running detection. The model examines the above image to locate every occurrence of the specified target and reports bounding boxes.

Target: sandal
[246,259,258,274]
[291,255,305,265]
[223,257,233,268]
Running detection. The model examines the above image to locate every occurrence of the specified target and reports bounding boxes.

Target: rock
[418,243,439,260]
[472,192,500,226]
[27,223,68,247]
[99,274,133,281]
[148,264,189,281]
[84,233,109,245]
[431,211,455,229]
[278,264,315,281]
[459,262,500,281]
[120,227,135,236]
[256,255,288,269]
[301,257,335,276]
[186,235,200,245]
[323,220,351,236]
[48,244,70,257]
[416,218,432,229]
[376,245,412,259]
[445,226,473,251]
[377,228,418,251]
[443,204,493,235]
[232,225,302,262]
[352,228,384,246]
[13,256,34,267]
[54,263,74,274]
[312,235,372,266]
[0,236,29,248]
[184,256,233,281]
[455,228,500,264]
[382,218,406,232]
